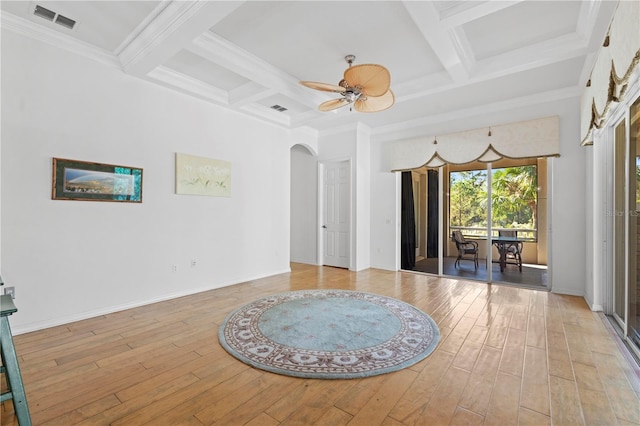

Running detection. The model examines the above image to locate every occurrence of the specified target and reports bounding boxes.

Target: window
[449,169,487,235]
[449,165,538,240]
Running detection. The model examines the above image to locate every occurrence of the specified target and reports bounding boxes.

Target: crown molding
[318,122,361,138]
[576,0,604,42]
[290,110,327,129]
[147,66,228,104]
[372,86,581,142]
[289,125,318,140]
[356,122,373,139]
[1,12,120,69]
[228,82,275,107]
[239,103,291,127]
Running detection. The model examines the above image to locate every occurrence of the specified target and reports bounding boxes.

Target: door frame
[399,162,552,288]
[317,158,353,270]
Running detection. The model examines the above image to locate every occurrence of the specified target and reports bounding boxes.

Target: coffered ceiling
[1,1,618,141]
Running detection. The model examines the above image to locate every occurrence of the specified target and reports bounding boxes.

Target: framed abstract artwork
[175,153,231,197]
[52,158,143,202]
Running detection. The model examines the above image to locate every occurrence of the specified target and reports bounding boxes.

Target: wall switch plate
[4,286,15,299]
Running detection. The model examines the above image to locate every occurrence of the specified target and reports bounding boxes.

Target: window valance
[391,115,559,171]
[581,1,640,146]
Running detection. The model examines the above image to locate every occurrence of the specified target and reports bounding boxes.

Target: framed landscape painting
[175,153,231,197]
[52,158,143,202]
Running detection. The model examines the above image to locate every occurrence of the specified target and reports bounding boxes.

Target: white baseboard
[550,287,585,297]
[11,268,291,335]
[589,304,604,312]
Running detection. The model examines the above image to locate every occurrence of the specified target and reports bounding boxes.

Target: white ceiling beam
[119,0,244,77]
[187,32,329,110]
[472,32,588,78]
[386,33,586,106]
[448,27,476,76]
[438,1,524,28]
[228,82,276,108]
[401,1,472,82]
[147,66,229,104]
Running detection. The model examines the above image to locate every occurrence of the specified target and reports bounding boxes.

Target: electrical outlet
[190,259,196,268]
[172,265,177,273]
[4,286,15,299]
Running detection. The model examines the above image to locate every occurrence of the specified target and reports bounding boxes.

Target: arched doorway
[290,144,318,264]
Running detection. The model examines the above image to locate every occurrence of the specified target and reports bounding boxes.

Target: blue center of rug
[258,296,401,351]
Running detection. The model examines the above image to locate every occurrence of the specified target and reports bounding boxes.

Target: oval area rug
[218,290,440,379]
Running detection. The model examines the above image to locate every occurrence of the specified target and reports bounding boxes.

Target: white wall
[370,139,399,271]
[355,124,371,270]
[548,100,586,296]
[2,31,293,333]
[290,145,318,264]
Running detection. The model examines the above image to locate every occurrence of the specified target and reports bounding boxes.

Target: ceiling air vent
[33,5,55,21]
[55,14,76,30]
[33,4,76,30]
[270,105,288,112]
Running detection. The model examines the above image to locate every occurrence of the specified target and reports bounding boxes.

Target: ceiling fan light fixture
[344,90,361,103]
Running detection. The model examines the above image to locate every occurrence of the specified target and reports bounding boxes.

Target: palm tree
[492,166,537,227]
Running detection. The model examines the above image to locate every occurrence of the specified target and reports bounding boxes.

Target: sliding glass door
[628,96,639,350]
[402,159,548,287]
[447,159,547,287]
[613,119,627,326]
[609,93,640,357]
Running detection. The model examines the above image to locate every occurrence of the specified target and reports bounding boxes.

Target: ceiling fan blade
[343,64,390,97]
[300,81,346,93]
[354,90,395,113]
[318,98,351,112]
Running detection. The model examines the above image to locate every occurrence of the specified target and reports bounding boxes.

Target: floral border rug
[218,290,440,379]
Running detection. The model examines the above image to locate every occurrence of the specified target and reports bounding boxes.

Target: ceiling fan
[300,55,394,113]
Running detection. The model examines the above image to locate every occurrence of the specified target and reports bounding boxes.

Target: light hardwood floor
[2,263,640,425]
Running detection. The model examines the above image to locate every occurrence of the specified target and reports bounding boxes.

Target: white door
[322,161,350,268]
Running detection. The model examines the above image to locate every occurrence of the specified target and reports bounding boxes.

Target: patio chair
[498,230,523,272]
[452,230,479,269]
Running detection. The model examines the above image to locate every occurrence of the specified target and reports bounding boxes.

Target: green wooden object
[1,294,32,425]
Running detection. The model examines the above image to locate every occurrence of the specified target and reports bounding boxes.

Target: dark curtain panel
[401,171,416,270]
[427,170,439,258]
